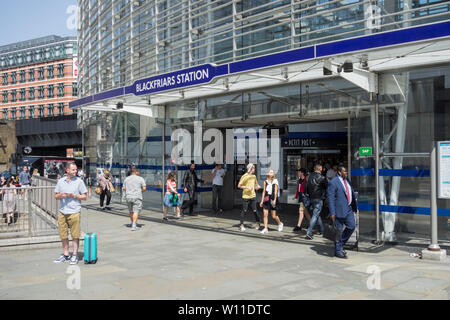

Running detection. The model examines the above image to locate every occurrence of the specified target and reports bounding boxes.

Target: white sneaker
[239,225,246,232]
[278,223,284,232]
[260,228,268,234]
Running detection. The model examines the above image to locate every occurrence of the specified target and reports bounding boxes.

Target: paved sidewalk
[0,198,449,300]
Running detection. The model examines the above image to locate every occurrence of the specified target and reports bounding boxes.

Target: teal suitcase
[84,233,98,264]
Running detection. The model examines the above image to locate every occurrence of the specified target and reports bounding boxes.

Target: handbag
[108,181,115,193]
[95,185,102,195]
[323,221,340,242]
[263,195,270,202]
[169,192,178,205]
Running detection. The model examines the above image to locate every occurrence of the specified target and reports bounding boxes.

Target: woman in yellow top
[237,163,261,232]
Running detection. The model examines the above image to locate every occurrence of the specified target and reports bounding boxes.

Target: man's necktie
[343,179,351,204]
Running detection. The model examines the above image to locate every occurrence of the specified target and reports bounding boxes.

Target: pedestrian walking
[292,168,311,232]
[211,163,225,214]
[259,169,283,234]
[326,163,338,181]
[237,163,261,231]
[98,169,112,210]
[304,164,328,240]
[163,172,182,221]
[1,178,17,225]
[18,166,31,200]
[123,168,147,231]
[31,169,40,187]
[327,165,358,259]
[46,163,60,179]
[181,160,203,216]
[53,163,88,265]
[0,175,5,201]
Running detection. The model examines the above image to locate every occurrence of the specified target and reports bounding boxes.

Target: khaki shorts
[58,212,81,240]
[127,199,142,214]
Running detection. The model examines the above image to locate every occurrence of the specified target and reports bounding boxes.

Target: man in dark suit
[327,165,357,259]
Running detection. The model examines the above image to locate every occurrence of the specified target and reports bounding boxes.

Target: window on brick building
[38,105,44,118]
[10,89,16,102]
[28,105,35,118]
[58,63,64,77]
[20,88,26,101]
[47,84,54,98]
[2,90,7,103]
[28,87,35,100]
[11,71,17,84]
[58,103,65,116]
[38,67,44,80]
[28,68,35,82]
[47,104,54,117]
[2,73,8,85]
[20,106,26,119]
[47,65,54,79]
[58,83,65,97]
[38,86,44,99]
[20,70,26,83]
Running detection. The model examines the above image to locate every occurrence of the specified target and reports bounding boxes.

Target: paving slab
[0,198,449,300]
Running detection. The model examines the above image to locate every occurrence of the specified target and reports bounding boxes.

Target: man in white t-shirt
[211,164,225,214]
[122,168,146,231]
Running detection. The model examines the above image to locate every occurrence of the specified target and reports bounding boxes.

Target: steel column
[429,142,440,251]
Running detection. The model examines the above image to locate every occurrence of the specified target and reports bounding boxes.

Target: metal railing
[0,176,59,239]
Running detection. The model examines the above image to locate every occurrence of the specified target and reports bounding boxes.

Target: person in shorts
[122,168,146,231]
[259,169,283,234]
[292,168,311,232]
[163,172,182,221]
[54,163,87,265]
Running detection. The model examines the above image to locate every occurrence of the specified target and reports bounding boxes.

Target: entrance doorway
[283,135,347,204]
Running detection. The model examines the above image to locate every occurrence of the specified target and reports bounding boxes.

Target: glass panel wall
[352,66,450,243]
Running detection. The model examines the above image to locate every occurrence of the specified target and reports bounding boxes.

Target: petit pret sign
[359,147,373,156]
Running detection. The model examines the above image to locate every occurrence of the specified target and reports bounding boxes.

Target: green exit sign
[359,147,373,156]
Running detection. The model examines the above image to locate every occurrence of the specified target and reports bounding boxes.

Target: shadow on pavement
[83,203,450,257]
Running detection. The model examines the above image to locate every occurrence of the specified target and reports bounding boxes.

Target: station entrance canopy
[70,20,450,119]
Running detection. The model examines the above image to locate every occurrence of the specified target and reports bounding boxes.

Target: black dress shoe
[335,252,348,259]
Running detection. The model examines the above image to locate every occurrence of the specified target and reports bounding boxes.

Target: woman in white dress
[1,177,17,225]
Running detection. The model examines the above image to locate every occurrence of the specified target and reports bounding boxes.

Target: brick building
[0,35,81,168]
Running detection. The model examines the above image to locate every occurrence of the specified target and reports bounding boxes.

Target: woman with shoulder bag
[98,170,112,210]
[163,172,182,221]
[292,168,311,232]
[259,169,283,234]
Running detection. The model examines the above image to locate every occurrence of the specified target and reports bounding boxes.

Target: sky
[0,0,78,47]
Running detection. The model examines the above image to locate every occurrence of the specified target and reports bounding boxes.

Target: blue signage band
[125,64,228,96]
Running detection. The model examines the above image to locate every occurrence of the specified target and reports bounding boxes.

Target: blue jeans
[334,213,356,254]
[307,199,324,236]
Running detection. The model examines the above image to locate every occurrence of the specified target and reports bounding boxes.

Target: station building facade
[73,0,450,243]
